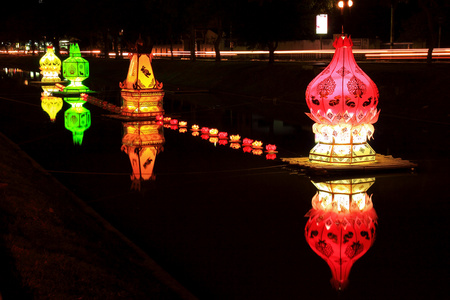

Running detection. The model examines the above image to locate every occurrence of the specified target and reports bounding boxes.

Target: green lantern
[64,100,91,145]
[62,43,91,94]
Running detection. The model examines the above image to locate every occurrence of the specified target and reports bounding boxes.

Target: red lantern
[305,36,379,164]
[218,132,228,139]
[243,138,253,146]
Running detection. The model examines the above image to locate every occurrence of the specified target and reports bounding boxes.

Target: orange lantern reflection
[305,177,377,290]
[121,120,165,190]
[230,142,241,150]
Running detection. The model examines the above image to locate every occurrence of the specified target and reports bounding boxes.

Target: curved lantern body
[120,53,164,117]
[121,120,165,190]
[40,46,61,82]
[305,177,377,290]
[62,43,91,94]
[305,36,380,164]
[64,100,91,145]
[41,84,63,122]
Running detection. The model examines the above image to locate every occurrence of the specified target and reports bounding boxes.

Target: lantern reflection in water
[121,120,165,190]
[305,36,379,164]
[64,98,91,145]
[41,84,63,122]
[305,177,377,290]
[120,40,164,117]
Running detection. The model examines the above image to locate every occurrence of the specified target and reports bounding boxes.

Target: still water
[0,67,448,299]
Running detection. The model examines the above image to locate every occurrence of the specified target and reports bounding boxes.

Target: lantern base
[309,141,376,164]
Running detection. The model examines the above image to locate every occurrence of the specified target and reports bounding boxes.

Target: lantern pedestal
[309,123,376,164]
[121,89,164,117]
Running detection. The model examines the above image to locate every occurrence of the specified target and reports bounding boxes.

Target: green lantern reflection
[62,43,91,94]
[64,99,91,145]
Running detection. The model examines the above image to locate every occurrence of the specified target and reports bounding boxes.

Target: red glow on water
[243,146,252,153]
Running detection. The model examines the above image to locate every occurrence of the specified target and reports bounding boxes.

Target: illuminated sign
[316,14,328,35]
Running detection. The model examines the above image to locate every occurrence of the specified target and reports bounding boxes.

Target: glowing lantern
[62,43,91,94]
[39,46,61,82]
[191,124,200,131]
[41,84,63,122]
[164,117,172,123]
[265,144,277,153]
[243,138,253,146]
[201,127,210,134]
[121,120,165,190]
[170,119,178,125]
[252,140,263,148]
[209,128,219,136]
[179,127,187,133]
[64,100,91,145]
[230,135,241,142]
[201,134,209,140]
[120,43,164,117]
[305,177,377,290]
[192,131,200,137]
[179,121,187,127]
[305,36,379,164]
[218,132,228,139]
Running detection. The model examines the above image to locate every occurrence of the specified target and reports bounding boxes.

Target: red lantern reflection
[305,177,377,290]
[243,146,252,153]
[266,153,277,160]
[219,139,228,146]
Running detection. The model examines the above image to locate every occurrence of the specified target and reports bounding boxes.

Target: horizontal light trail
[2,48,450,60]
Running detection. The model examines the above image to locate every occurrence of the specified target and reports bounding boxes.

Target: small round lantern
[305,36,380,164]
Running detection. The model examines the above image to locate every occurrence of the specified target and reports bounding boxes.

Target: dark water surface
[0,67,449,299]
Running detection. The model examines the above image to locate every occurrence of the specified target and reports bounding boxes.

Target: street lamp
[338,1,353,34]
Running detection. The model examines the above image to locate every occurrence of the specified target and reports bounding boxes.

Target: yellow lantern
[39,46,61,83]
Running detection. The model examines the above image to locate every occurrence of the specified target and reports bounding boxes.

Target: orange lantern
[120,42,164,117]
